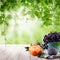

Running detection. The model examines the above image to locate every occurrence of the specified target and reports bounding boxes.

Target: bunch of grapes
[43,32,60,49]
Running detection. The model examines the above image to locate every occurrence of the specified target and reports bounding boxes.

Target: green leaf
[25,47,29,51]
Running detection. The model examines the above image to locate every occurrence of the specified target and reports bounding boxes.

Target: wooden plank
[0,45,60,60]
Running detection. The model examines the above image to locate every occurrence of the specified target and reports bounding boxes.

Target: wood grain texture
[0,44,60,60]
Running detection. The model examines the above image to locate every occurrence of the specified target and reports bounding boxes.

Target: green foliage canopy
[0,0,60,25]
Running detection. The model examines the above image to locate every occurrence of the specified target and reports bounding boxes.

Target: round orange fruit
[29,44,43,56]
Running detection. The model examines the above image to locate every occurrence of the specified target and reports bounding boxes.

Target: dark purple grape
[43,44,48,49]
[48,48,57,55]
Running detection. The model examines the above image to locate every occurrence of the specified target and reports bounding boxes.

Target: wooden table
[0,44,60,60]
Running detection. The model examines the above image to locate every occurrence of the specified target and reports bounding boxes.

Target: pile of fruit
[25,32,60,59]
[43,32,60,49]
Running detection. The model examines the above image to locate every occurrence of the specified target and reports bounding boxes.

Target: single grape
[43,45,48,49]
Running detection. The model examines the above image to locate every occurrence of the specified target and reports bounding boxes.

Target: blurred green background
[0,0,60,44]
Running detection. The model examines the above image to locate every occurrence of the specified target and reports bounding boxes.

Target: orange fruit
[29,44,43,56]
